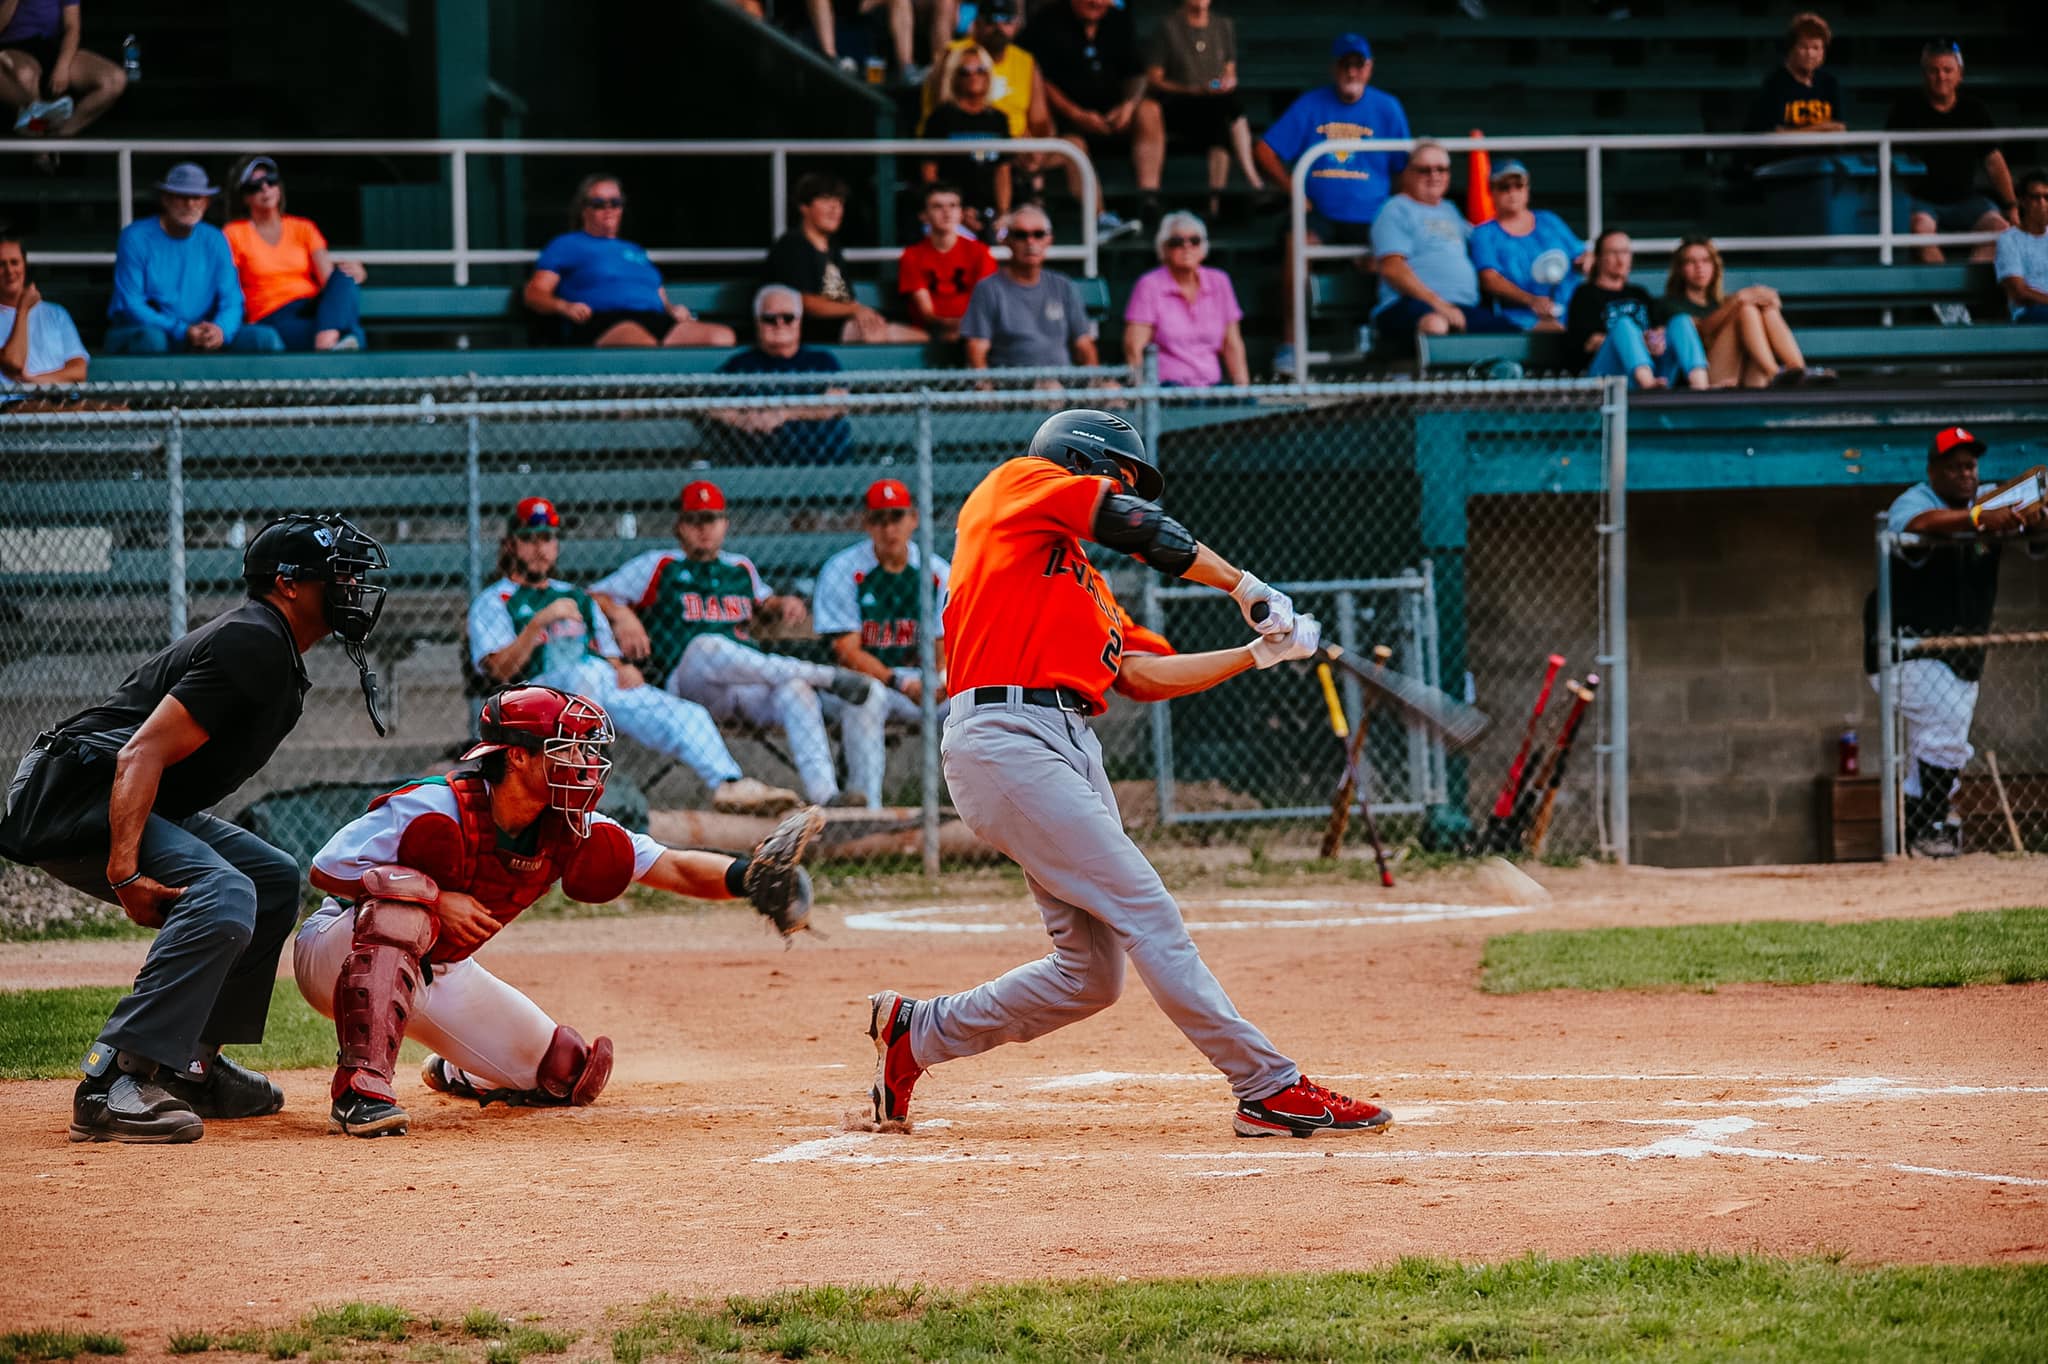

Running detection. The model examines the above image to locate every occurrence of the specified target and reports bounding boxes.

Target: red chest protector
[375,770,635,959]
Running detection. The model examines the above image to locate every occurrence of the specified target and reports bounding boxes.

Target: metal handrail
[2,136,1102,279]
[1286,127,2048,381]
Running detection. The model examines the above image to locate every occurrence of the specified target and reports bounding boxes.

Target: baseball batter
[867,409,1396,1139]
[1864,426,2048,857]
[590,479,886,808]
[467,496,800,817]
[810,478,951,807]
[296,685,821,1137]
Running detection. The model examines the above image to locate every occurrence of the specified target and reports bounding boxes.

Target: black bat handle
[1250,600,1270,623]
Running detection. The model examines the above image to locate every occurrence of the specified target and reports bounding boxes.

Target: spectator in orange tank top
[222,155,367,352]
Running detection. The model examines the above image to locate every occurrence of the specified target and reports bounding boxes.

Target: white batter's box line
[1662,1077,2048,1109]
[841,899,1538,935]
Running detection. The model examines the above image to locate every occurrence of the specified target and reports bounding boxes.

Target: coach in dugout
[0,514,389,1142]
[1864,427,2047,858]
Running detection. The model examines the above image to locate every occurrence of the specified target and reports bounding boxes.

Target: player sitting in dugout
[296,686,822,1137]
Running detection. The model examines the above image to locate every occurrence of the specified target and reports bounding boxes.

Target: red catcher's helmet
[460,686,615,835]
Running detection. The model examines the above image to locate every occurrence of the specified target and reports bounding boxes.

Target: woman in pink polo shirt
[1120,211,1247,387]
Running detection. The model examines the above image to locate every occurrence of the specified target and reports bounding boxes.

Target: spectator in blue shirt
[524,173,737,348]
[103,164,283,356]
[1253,33,1410,371]
[1995,170,2048,323]
[1371,141,1519,358]
[703,286,853,465]
[0,229,89,387]
[1469,160,1587,333]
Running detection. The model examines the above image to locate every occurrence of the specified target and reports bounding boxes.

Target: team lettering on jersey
[1779,97,1835,127]
[679,593,755,623]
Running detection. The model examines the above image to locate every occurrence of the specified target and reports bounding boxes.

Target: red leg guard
[332,895,439,1103]
[536,1025,613,1105]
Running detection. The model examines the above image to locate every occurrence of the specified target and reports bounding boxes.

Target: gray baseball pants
[916,689,1298,1101]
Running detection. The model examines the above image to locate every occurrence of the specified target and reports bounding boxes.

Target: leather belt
[967,685,1096,715]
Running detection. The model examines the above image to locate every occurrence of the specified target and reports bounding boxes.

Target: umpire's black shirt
[51,597,310,819]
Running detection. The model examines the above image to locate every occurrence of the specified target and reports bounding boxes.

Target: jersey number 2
[1100,626,1124,674]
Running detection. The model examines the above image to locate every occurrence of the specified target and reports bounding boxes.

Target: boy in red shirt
[896,182,997,341]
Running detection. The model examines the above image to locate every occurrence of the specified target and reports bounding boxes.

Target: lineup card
[1973,465,2046,514]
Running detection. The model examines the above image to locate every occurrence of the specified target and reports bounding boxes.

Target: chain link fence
[1,372,1621,911]
[1874,524,2048,859]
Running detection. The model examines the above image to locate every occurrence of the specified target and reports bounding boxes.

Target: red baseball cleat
[1234,1076,1394,1138]
[867,990,924,1125]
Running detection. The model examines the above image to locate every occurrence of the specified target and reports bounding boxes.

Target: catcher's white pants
[1869,659,1978,796]
[534,654,742,789]
[292,900,558,1092]
[668,635,885,804]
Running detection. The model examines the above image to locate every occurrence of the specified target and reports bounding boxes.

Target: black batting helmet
[242,512,389,646]
[1028,408,1163,501]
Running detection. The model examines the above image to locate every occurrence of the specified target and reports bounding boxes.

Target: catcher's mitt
[745,804,825,938]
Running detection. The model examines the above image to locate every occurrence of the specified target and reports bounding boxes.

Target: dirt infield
[4,857,2045,1343]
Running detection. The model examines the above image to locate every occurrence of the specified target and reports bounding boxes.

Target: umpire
[1864,427,2047,858]
[0,513,388,1142]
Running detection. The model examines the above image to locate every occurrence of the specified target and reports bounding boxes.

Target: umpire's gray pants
[9,750,302,1075]
[919,690,1298,1101]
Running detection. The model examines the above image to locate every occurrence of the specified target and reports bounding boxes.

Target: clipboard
[1973,466,2047,515]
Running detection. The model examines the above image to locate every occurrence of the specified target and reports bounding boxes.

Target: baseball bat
[1524,674,1600,856]
[1315,662,1348,738]
[1313,644,1491,750]
[1987,749,2024,854]
[1482,654,1565,851]
[1322,646,1395,884]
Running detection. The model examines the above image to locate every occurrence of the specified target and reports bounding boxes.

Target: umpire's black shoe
[69,1049,203,1144]
[330,1089,409,1138]
[165,1053,285,1119]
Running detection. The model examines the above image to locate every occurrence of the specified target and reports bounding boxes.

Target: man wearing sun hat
[104,162,283,355]
[1863,426,2048,857]
[590,480,888,809]
[810,478,953,808]
[468,495,802,818]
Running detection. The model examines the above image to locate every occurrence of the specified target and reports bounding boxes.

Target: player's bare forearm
[1115,647,1256,702]
[642,848,738,900]
[1181,542,1243,593]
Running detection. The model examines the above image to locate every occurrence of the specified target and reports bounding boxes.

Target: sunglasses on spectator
[1010,227,1052,240]
[678,511,726,526]
[958,64,990,76]
[1164,235,1204,249]
[244,174,281,191]
[759,312,799,325]
[867,508,912,524]
[1415,164,1452,175]
[585,196,625,209]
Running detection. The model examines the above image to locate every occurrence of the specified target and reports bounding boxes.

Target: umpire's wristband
[108,871,144,890]
[724,856,751,898]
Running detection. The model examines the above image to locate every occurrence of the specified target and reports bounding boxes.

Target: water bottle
[122,35,141,84]
[1838,726,1859,777]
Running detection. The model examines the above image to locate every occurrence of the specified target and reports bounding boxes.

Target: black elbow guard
[1093,492,1199,578]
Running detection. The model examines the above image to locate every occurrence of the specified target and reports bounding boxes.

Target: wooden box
[1818,775,1883,862]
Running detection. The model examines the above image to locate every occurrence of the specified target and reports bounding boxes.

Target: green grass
[0,978,419,1080]
[1482,908,2048,994]
[0,1330,125,1362]
[600,1257,2048,1363]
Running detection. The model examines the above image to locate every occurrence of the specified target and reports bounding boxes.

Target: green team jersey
[468,577,609,684]
[854,564,927,668]
[591,549,767,680]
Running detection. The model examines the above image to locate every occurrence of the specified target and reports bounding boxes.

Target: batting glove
[1231,571,1294,636]
[1249,613,1321,669]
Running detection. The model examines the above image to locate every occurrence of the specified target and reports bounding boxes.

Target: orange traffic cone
[1466,129,1496,225]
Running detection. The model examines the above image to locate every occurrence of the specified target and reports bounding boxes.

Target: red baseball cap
[508,495,561,537]
[865,478,911,511]
[678,480,727,512]
[1930,426,1986,459]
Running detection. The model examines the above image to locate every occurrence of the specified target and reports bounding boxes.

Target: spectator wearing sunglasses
[1886,40,2017,272]
[1122,212,1246,387]
[705,285,854,465]
[919,44,1014,235]
[222,156,366,352]
[104,163,283,356]
[960,205,1098,370]
[1370,141,1518,359]
[810,478,953,807]
[1995,169,2048,324]
[525,174,736,349]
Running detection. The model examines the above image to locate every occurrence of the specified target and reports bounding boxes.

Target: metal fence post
[451,149,470,285]
[1878,135,1894,266]
[464,402,483,602]
[915,392,941,877]
[166,410,186,643]
[1598,376,1629,864]
[1140,353,1176,824]
[1876,517,1899,859]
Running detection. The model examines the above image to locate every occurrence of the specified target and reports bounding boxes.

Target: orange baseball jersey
[946,457,1172,711]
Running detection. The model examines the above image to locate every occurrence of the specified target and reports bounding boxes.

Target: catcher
[292,684,821,1138]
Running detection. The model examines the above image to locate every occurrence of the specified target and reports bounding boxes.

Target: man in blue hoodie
[104,163,283,355]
